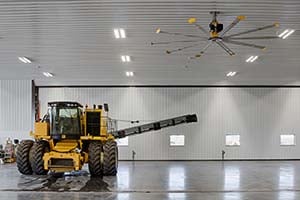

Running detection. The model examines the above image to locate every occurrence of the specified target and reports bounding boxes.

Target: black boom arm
[112,114,197,139]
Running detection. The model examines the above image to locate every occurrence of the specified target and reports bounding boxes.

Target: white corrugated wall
[39,87,300,160]
[0,80,32,145]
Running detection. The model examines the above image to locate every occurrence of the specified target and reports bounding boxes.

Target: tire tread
[16,140,34,175]
[103,140,118,176]
[30,140,49,175]
[88,141,103,176]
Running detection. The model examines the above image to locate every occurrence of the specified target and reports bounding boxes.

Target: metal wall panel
[0,80,32,145]
[39,87,300,160]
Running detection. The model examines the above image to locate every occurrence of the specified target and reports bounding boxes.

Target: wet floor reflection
[279,166,294,189]
[117,166,130,190]
[168,193,186,200]
[168,166,186,190]
[279,191,295,200]
[7,162,300,200]
[117,166,130,200]
[278,166,295,200]
[223,165,241,200]
[168,166,186,199]
[224,166,240,191]
[223,193,241,200]
[17,170,110,192]
[117,193,130,200]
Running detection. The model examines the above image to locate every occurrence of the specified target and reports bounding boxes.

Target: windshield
[50,106,81,136]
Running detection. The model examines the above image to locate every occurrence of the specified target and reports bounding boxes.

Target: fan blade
[165,43,202,54]
[187,18,209,36]
[215,40,235,56]
[194,24,210,36]
[155,28,207,39]
[226,23,279,38]
[220,15,246,37]
[151,40,204,45]
[189,41,212,59]
[223,36,279,40]
[223,39,266,50]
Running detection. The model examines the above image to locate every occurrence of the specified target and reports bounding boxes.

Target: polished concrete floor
[0,161,300,199]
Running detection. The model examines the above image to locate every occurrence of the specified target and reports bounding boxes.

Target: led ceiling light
[120,29,126,38]
[114,28,126,39]
[278,29,295,39]
[246,56,254,62]
[278,29,289,38]
[125,71,134,77]
[43,72,54,77]
[121,55,131,62]
[114,29,120,38]
[18,56,32,64]
[226,71,237,77]
[121,56,126,62]
[246,55,258,63]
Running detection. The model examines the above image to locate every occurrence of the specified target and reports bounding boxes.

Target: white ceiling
[0,0,299,86]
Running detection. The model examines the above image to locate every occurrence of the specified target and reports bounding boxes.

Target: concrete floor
[0,161,299,200]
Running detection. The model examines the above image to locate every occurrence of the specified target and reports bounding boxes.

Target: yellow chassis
[43,151,86,172]
[29,112,115,173]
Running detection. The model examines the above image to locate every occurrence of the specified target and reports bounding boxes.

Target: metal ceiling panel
[0,0,298,85]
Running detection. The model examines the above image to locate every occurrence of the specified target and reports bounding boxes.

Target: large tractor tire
[30,140,49,175]
[16,140,34,175]
[88,141,103,176]
[103,140,118,176]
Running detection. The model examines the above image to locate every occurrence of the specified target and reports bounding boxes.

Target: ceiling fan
[151,11,280,58]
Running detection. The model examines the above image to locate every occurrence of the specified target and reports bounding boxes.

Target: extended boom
[112,114,197,138]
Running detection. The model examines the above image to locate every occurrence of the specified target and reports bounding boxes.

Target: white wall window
[280,134,295,146]
[170,135,185,146]
[116,137,129,146]
[226,134,240,146]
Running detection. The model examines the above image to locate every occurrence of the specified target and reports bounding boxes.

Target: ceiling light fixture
[114,29,120,38]
[126,71,134,77]
[246,56,254,62]
[114,28,126,39]
[43,72,54,77]
[121,55,131,62]
[120,29,126,38]
[226,71,237,77]
[250,55,258,62]
[282,30,295,39]
[246,55,258,63]
[18,56,32,64]
[278,29,295,39]
[278,30,289,38]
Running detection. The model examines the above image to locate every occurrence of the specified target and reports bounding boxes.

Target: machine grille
[86,112,101,136]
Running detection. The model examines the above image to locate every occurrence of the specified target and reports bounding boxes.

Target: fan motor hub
[209,22,223,33]
[209,37,222,41]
